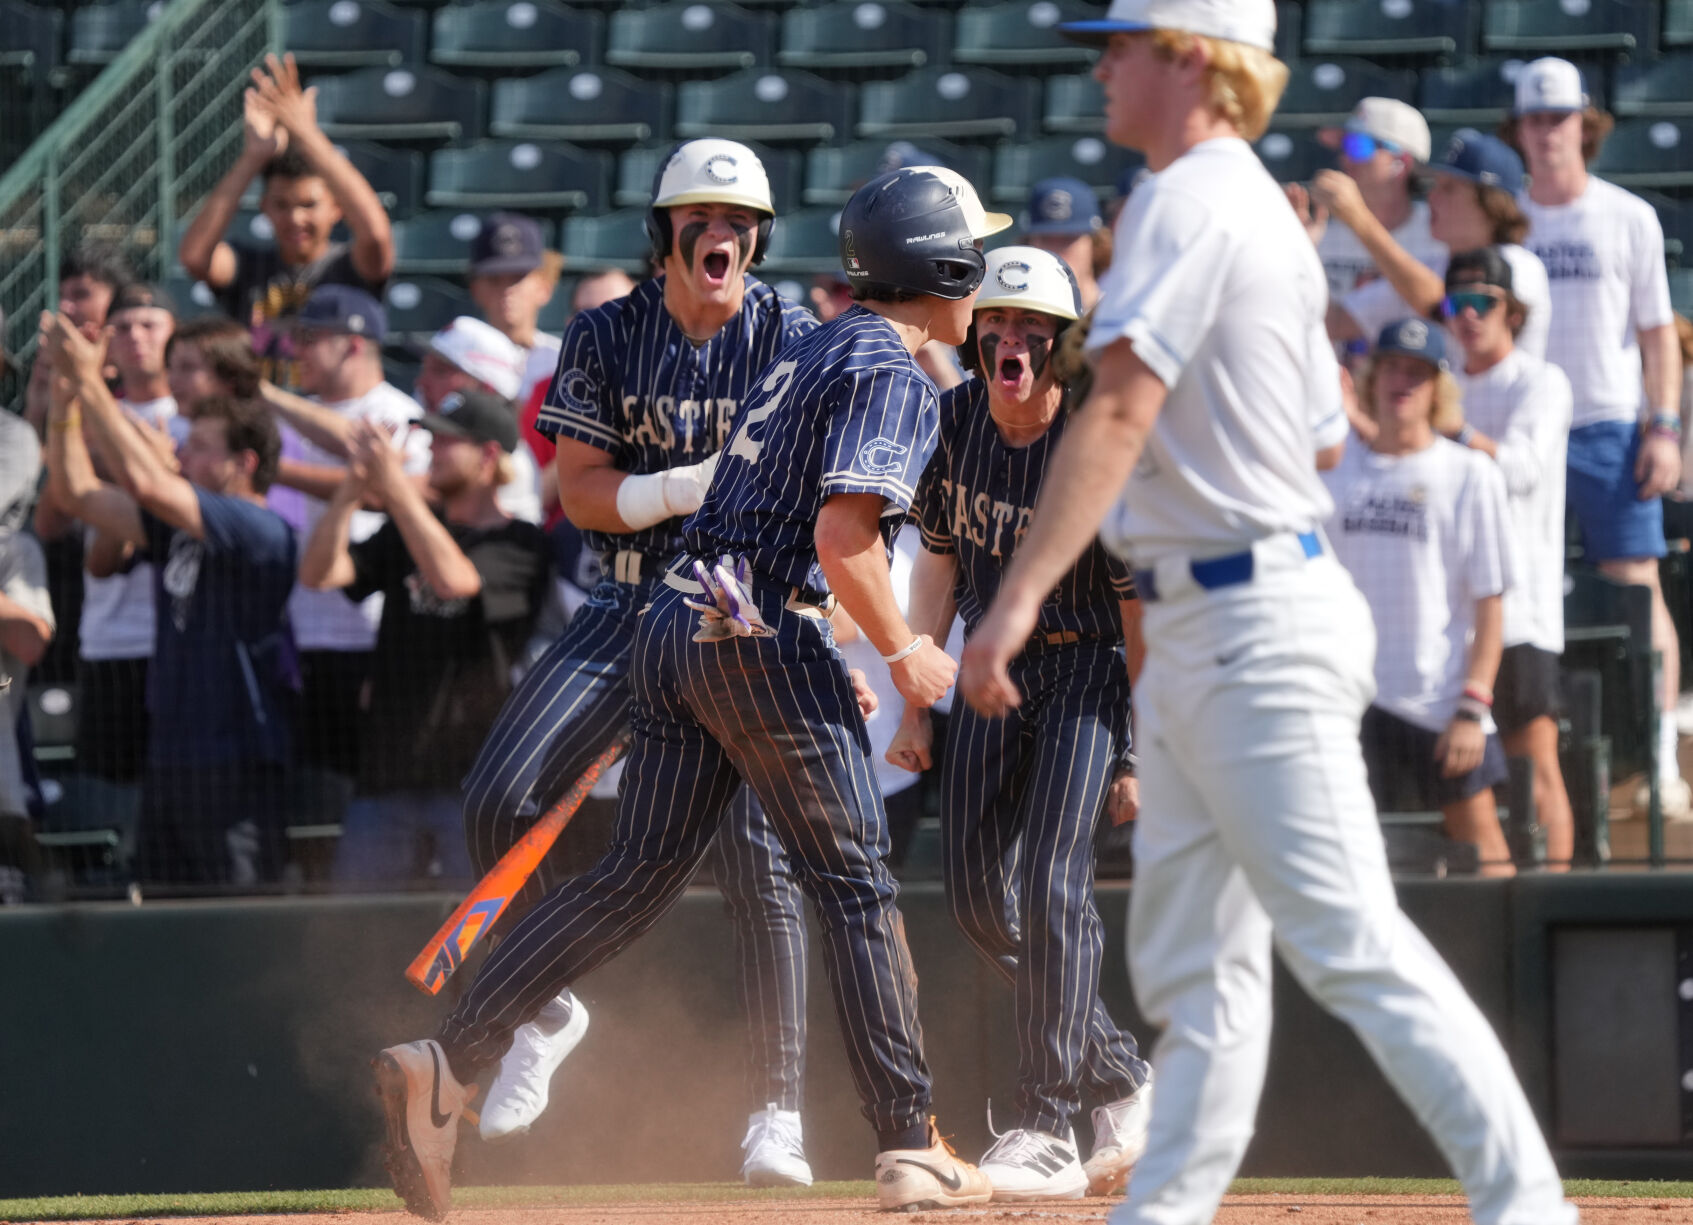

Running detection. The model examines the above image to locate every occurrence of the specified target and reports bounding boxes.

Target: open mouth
[701,251,731,283]
[997,353,1026,388]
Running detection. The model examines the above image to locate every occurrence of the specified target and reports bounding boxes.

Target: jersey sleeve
[1087,184,1233,387]
[1492,363,1573,500]
[1457,454,1515,604]
[1308,327,1349,451]
[0,532,54,635]
[344,518,407,604]
[536,310,620,449]
[820,364,937,512]
[1628,202,1676,335]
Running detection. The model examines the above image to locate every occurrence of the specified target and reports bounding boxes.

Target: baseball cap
[109,282,178,317]
[975,247,1083,322]
[1061,0,1276,54]
[652,138,775,217]
[1513,56,1587,115]
[1444,247,1514,293]
[428,316,525,402]
[470,212,545,278]
[419,387,519,453]
[1343,98,1431,164]
[1023,177,1103,237]
[1375,317,1448,371]
[296,284,387,341]
[1429,129,1524,195]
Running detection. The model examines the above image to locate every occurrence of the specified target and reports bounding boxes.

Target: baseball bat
[405,733,630,996]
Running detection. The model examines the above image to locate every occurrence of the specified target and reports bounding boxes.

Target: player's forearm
[179,152,263,283]
[385,480,482,600]
[1640,324,1684,424]
[817,498,916,658]
[83,530,134,579]
[1349,217,1444,318]
[1465,594,1505,693]
[906,547,958,645]
[299,488,362,590]
[290,127,394,283]
[260,380,357,457]
[77,373,167,503]
[47,402,146,546]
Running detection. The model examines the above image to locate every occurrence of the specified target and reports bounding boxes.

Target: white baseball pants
[1112,550,1577,1225]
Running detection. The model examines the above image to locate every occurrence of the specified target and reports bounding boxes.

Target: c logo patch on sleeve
[857,436,910,475]
[554,369,596,414]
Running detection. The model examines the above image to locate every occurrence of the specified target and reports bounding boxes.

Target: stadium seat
[431,0,604,71]
[68,0,164,66]
[384,275,477,340]
[1613,54,1693,118]
[336,140,426,217]
[804,136,992,203]
[858,65,1040,139]
[1302,0,1472,59]
[606,1,776,72]
[1274,57,1418,127]
[1655,197,1692,263]
[426,140,613,211]
[158,273,223,320]
[1254,130,1338,182]
[1419,56,1602,124]
[616,141,802,213]
[283,0,427,69]
[1671,266,1693,313]
[676,69,854,142]
[1483,0,1654,54]
[991,135,1144,204]
[761,206,845,274]
[1591,117,1693,189]
[0,1,62,80]
[537,278,578,333]
[560,209,653,273]
[1669,0,1693,47]
[491,67,672,143]
[313,66,486,143]
[777,1,950,72]
[1275,0,1302,61]
[953,0,1099,70]
[1044,72,1102,133]
[392,209,558,274]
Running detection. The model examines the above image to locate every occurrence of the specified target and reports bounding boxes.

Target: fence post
[157,40,176,285]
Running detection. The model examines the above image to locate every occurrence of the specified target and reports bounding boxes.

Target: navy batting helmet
[645,138,776,267]
[838,167,1012,301]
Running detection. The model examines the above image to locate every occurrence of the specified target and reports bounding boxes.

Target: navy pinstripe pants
[457,575,806,1110]
[440,580,931,1136]
[942,638,1149,1136]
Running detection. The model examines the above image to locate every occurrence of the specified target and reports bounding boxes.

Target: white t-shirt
[1323,437,1517,733]
[1317,199,1444,300]
[521,332,562,404]
[1521,177,1675,429]
[278,381,428,652]
[1454,349,1572,654]
[1341,243,1552,361]
[497,443,544,525]
[1087,138,1338,565]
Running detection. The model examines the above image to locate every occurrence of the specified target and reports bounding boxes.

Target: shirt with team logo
[537,274,817,565]
[1323,436,1517,733]
[1317,199,1445,301]
[686,306,937,591]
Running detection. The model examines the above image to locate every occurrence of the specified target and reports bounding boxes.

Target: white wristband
[614,471,676,531]
[882,636,924,664]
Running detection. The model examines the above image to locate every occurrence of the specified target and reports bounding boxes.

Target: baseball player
[374,165,1006,1219]
[422,141,820,1187]
[958,5,1578,1225]
[887,245,1152,1201]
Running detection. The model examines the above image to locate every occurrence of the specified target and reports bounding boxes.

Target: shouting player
[959,3,1579,1224]
[887,246,1152,1201]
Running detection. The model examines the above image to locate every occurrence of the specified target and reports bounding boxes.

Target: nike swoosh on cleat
[429,1045,452,1129]
[896,1158,962,1190]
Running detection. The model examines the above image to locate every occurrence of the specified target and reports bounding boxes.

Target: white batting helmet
[973,246,1083,322]
[646,138,777,265]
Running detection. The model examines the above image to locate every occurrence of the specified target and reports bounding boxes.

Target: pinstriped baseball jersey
[537,275,816,561]
[918,380,1134,638]
[686,306,939,589]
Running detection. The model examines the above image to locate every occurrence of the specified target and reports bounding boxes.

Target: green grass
[4,1178,1691,1220]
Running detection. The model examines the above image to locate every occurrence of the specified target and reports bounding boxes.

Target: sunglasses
[1441,291,1503,318]
[1342,131,1403,162]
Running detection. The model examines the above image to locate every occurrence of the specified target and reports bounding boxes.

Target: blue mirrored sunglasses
[1441,291,1502,318]
[1342,130,1402,162]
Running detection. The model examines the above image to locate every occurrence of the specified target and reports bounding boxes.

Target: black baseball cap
[470,212,545,278]
[109,282,178,317]
[1445,247,1514,293]
[419,387,518,452]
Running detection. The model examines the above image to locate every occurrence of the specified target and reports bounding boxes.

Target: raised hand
[249,53,321,142]
[242,85,287,162]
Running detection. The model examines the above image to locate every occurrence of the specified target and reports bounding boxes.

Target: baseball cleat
[1084,1074,1154,1196]
[372,1039,472,1221]
[978,1127,1087,1201]
[874,1118,993,1212]
[740,1102,814,1187]
[479,989,589,1142]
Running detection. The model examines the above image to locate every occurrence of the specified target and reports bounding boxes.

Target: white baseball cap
[652,138,775,217]
[1513,57,1587,115]
[974,247,1082,322]
[1345,97,1431,163]
[1060,0,1276,54]
[429,316,525,402]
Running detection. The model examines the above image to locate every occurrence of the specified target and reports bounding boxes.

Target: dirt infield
[66,1194,1688,1225]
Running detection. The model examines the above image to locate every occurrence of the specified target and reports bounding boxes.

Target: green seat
[560,209,654,274]
[607,1,775,72]
[0,1,62,78]
[1483,0,1653,53]
[1303,0,1472,58]
[313,66,486,143]
[991,134,1143,204]
[1657,197,1692,263]
[1254,130,1337,182]
[1044,72,1103,133]
[1275,0,1302,61]
[337,140,425,216]
[68,0,161,66]
[1591,117,1693,189]
[283,0,426,69]
[159,274,223,320]
[804,136,991,204]
[1613,53,1693,118]
[491,67,671,143]
[394,210,542,274]
[780,1,949,72]
[384,275,477,339]
[427,140,612,211]
[431,0,603,71]
[1418,56,1569,123]
[1563,567,1658,785]
[1274,57,1418,127]
[617,141,801,213]
[1669,0,1693,47]
[953,0,1099,70]
[760,206,844,274]
[1671,266,1693,313]
[859,65,1040,139]
[677,69,854,143]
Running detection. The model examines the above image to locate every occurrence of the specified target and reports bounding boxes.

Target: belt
[661,562,837,619]
[1036,629,1096,646]
[1134,531,1323,604]
[609,549,653,585]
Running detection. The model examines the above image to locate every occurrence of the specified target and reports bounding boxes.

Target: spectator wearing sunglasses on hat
[1286,98,1444,300]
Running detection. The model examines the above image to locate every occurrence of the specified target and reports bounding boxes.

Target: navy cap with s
[296,283,388,341]
[1375,317,1448,371]
[1429,130,1525,196]
[470,211,545,278]
[1023,177,1102,237]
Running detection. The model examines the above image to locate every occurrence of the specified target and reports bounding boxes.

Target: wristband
[1462,682,1493,707]
[882,636,924,664]
[1455,695,1489,723]
[1648,412,1683,439]
[1455,423,1476,446]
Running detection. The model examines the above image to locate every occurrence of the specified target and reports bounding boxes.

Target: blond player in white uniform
[1444,247,1576,866]
[960,3,1579,1223]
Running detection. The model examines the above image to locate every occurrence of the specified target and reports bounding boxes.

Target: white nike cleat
[978,1127,1087,1202]
[372,1039,473,1221]
[875,1118,993,1212]
[478,990,589,1142]
[1084,1074,1153,1196]
[740,1102,814,1187]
